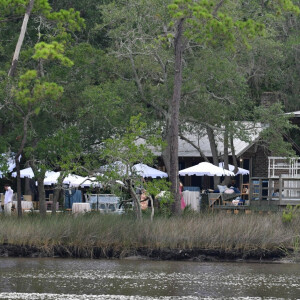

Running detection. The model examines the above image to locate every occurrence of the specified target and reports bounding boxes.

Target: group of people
[1,184,14,215]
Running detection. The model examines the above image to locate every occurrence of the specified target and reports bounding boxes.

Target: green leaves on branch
[25,127,82,172]
[0,0,85,42]
[273,0,300,15]
[255,103,298,157]
[168,0,299,50]
[48,8,85,31]
[100,114,165,181]
[14,69,63,107]
[168,0,265,50]
[33,41,74,66]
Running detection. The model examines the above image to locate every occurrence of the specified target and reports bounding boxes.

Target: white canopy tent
[12,168,101,188]
[133,163,168,178]
[100,162,168,179]
[179,162,235,177]
[44,172,102,188]
[219,162,249,176]
[12,167,35,178]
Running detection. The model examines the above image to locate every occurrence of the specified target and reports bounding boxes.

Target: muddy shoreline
[0,244,293,262]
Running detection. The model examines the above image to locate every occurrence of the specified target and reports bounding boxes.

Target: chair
[208,193,221,209]
[221,192,242,206]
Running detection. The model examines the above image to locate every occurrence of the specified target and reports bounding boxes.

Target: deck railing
[250,176,300,205]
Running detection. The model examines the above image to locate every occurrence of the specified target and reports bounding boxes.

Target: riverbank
[0,213,299,261]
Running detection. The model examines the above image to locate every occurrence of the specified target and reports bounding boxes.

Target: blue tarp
[64,190,82,209]
[183,186,201,192]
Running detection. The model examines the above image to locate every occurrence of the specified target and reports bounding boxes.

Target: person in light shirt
[4,184,13,216]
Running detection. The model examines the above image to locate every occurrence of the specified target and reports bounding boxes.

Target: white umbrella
[44,172,102,188]
[43,171,60,185]
[179,162,234,177]
[62,174,86,188]
[12,168,59,180]
[133,163,168,178]
[219,162,249,176]
[12,167,35,178]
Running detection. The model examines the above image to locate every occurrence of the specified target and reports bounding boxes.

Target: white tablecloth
[13,201,33,210]
[72,203,91,214]
[182,191,200,211]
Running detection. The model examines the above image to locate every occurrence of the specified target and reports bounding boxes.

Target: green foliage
[33,42,73,66]
[101,114,165,170]
[99,115,165,187]
[25,127,83,178]
[14,70,63,106]
[47,8,85,32]
[282,204,300,223]
[145,179,173,217]
[157,191,174,218]
[255,103,298,157]
[168,0,265,50]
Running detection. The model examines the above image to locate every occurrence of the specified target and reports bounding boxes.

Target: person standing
[4,184,13,216]
[179,182,186,210]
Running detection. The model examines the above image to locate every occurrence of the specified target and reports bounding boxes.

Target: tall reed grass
[0,212,299,257]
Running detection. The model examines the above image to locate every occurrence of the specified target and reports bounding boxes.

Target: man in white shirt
[4,184,13,216]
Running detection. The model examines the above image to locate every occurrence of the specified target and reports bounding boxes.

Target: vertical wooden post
[279,175,283,205]
[268,178,272,204]
[249,178,253,205]
[259,178,262,205]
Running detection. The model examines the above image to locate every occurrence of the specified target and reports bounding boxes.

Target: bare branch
[213,0,226,17]
[179,133,210,162]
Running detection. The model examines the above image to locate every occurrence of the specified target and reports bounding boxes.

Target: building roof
[143,122,263,158]
[178,126,262,158]
[285,111,300,117]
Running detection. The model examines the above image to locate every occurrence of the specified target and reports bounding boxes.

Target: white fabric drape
[182,191,200,211]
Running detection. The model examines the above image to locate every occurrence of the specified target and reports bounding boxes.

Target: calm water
[0,258,299,299]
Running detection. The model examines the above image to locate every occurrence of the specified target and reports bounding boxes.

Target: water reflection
[0,258,299,299]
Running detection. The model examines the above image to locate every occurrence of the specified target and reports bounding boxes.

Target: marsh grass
[0,212,299,257]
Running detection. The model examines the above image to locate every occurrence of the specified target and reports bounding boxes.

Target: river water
[0,258,299,299]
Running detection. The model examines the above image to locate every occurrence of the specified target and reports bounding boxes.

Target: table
[13,201,34,210]
[72,203,91,214]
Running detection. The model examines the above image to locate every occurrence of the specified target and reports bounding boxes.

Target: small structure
[248,157,300,208]
[85,194,123,214]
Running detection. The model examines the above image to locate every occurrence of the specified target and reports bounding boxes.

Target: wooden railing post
[268,178,272,204]
[259,178,262,205]
[279,175,283,204]
[249,178,253,205]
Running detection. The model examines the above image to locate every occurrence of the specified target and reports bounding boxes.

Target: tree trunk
[222,126,231,186]
[128,179,142,220]
[24,177,31,196]
[206,126,220,189]
[52,188,61,215]
[162,119,171,174]
[37,178,46,216]
[52,175,65,215]
[230,134,239,174]
[8,0,35,215]
[14,112,31,218]
[169,18,184,215]
[8,0,35,77]
[15,159,22,217]
[149,195,154,222]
